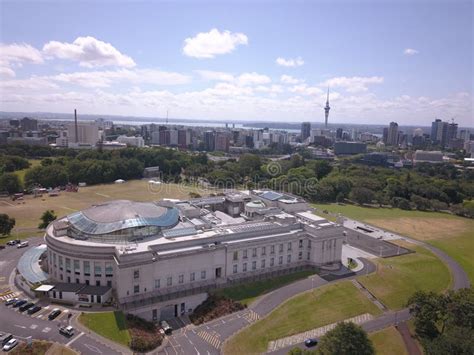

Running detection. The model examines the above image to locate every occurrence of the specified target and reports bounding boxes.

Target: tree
[38,210,57,229]
[0,214,15,236]
[316,322,375,355]
[349,187,375,205]
[0,173,22,194]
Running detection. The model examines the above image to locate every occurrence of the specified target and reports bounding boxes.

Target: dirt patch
[190,295,245,325]
[365,217,471,241]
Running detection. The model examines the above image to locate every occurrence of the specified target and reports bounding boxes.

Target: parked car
[0,333,13,346]
[17,241,29,248]
[27,305,42,314]
[2,338,18,351]
[5,298,18,306]
[59,325,74,337]
[160,320,173,335]
[12,299,27,308]
[0,244,5,250]
[48,308,61,320]
[304,338,318,347]
[6,240,20,246]
[19,302,34,312]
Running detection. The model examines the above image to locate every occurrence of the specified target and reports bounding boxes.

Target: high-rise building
[387,122,399,146]
[324,87,330,128]
[382,127,389,143]
[204,131,215,151]
[301,122,311,141]
[215,132,230,152]
[447,122,458,143]
[21,117,38,131]
[178,129,191,149]
[336,128,343,140]
[67,121,99,147]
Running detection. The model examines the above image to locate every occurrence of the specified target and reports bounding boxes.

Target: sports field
[0,180,212,240]
[313,204,474,284]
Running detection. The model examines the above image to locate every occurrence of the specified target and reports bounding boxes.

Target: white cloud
[404,48,419,56]
[0,77,58,91]
[0,67,16,78]
[48,68,191,88]
[183,29,248,59]
[255,85,284,94]
[235,72,271,86]
[321,76,384,93]
[0,43,44,65]
[280,74,303,85]
[289,84,323,96]
[42,36,136,68]
[195,70,234,82]
[276,57,304,67]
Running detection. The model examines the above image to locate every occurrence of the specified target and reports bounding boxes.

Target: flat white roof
[296,211,326,222]
[35,284,55,292]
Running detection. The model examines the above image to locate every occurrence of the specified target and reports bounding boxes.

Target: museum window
[190,272,195,282]
[279,244,284,253]
[243,249,248,259]
[298,251,303,260]
[287,254,292,263]
[74,260,80,275]
[53,253,57,267]
[233,264,238,274]
[134,285,140,294]
[60,274,63,281]
[261,259,265,269]
[65,258,71,273]
[307,252,311,260]
[243,263,247,272]
[261,246,266,256]
[94,262,102,277]
[155,279,160,289]
[105,262,113,277]
[270,257,274,267]
[252,261,256,270]
[133,270,139,279]
[252,248,257,257]
[279,256,283,265]
[201,270,206,280]
[179,274,184,284]
[233,251,238,261]
[167,276,172,286]
[59,256,63,271]
[83,261,90,276]
[308,240,312,249]
[299,239,303,248]
[270,245,275,254]
[107,280,112,287]
[288,242,292,251]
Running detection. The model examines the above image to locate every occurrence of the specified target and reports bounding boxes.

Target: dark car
[0,245,5,250]
[27,305,42,314]
[48,308,61,320]
[5,298,18,306]
[19,302,34,312]
[6,240,20,246]
[304,338,318,347]
[12,299,27,308]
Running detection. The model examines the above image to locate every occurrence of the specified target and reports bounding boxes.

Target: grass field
[0,180,211,236]
[214,270,315,306]
[369,327,407,355]
[313,203,474,284]
[13,159,42,184]
[357,241,451,309]
[79,311,131,347]
[223,281,382,355]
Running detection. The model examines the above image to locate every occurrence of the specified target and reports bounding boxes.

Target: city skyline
[0,1,472,126]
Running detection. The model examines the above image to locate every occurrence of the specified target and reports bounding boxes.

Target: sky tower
[324,87,330,128]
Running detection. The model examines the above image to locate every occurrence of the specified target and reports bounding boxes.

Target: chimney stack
[74,109,78,143]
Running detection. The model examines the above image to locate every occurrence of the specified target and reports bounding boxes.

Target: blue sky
[0,0,472,126]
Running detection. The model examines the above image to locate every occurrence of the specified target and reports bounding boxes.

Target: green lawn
[357,243,451,310]
[223,281,382,355]
[79,311,131,347]
[312,203,474,284]
[14,159,41,184]
[369,326,407,355]
[214,270,315,306]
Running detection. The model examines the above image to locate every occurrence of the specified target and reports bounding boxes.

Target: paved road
[0,237,125,355]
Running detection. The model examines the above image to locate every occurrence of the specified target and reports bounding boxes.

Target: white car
[2,338,18,351]
[17,241,29,248]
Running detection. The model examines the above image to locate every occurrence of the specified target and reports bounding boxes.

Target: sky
[0,0,473,126]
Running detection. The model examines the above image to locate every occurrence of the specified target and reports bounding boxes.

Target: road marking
[14,325,26,329]
[84,344,102,353]
[95,193,110,198]
[30,324,38,329]
[197,330,221,349]
[42,327,51,333]
[66,331,84,347]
